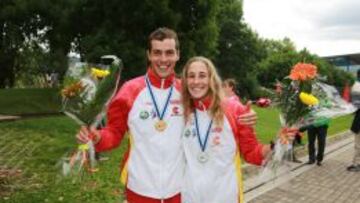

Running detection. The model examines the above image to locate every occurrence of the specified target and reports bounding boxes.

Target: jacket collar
[193,96,212,111]
[146,68,175,89]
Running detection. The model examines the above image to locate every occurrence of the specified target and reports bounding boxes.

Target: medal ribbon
[145,74,174,121]
[194,109,213,152]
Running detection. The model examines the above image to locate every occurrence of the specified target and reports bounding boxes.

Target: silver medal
[197,152,209,163]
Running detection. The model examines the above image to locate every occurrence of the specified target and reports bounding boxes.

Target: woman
[180,56,292,203]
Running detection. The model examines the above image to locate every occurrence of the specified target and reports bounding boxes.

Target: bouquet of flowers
[276,62,319,127]
[262,62,356,178]
[261,62,319,178]
[61,59,122,176]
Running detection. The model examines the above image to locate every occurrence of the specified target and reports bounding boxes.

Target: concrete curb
[0,115,20,122]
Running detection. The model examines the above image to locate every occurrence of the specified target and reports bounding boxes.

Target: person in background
[223,78,241,102]
[223,78,257,126]
[347,69,360,172]
[304,116,330,166]
[180,56,296,203]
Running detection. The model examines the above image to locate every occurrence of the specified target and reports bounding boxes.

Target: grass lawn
[0,88,61,115]
[0,116,127,202]
[254,106,354,143]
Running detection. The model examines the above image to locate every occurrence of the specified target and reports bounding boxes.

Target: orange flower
[61,82,84,98]
[289,63,317,81]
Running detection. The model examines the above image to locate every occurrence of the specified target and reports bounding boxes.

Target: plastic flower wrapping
[261,62,356,178]
[61,59,122,176]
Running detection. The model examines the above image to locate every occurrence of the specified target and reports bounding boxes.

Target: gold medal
[155,120,167,132]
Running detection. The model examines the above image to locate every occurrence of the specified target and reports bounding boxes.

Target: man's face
[147,39,179,78]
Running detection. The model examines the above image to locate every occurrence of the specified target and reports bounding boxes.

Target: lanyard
[194,109,213,152]
[145,74,173,120]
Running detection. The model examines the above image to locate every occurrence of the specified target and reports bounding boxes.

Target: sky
[243,0,360,57]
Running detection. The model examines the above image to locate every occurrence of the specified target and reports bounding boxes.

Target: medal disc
[155,120,167,132]
[197,152,209,163]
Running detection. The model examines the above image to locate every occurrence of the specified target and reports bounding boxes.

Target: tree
[73,0,220,80]
[35,0,80,81]
[256,38,301,89]
[0,0,79,87]
[14,41,49,87]
[71,0,181,80]
[171,0,220,68]
[256,39,354,91]
[215,0,264,98]
[0,0,29,88]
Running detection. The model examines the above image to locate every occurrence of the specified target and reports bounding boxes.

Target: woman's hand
[278,127,298,144]
[76,126,101,144]
[262,127,298,157]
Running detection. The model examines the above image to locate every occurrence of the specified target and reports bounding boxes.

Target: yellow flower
[91,68,110,78]
[299,92,319,106]
[78,144,89,151]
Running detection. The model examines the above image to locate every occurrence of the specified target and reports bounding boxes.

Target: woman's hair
[181,56,224,126]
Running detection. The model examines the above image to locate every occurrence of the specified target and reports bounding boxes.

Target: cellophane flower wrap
[302,82,357,125]
[61,61,122,177]
[261,63,319,178]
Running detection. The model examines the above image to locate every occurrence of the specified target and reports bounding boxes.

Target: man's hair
[148,27,179,51]
[223,78,237,90]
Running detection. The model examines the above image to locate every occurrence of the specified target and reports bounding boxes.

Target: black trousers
[308,125,328,163]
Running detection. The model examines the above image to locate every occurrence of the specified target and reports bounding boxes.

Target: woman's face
[186,61,210,100]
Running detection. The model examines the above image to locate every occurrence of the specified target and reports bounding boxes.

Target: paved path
[244,135,360,203]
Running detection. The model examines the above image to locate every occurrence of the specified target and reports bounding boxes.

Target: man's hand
[237,101,257,126]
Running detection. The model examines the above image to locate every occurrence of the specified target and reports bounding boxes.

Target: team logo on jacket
[139,110,149,120]
[212,135,221,146]
[212,127,223,133]
[171,106,182,116]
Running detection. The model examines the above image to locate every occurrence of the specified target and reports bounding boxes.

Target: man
[347,69,360,172]
[77,28,257,203]
[304,117,330,166]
